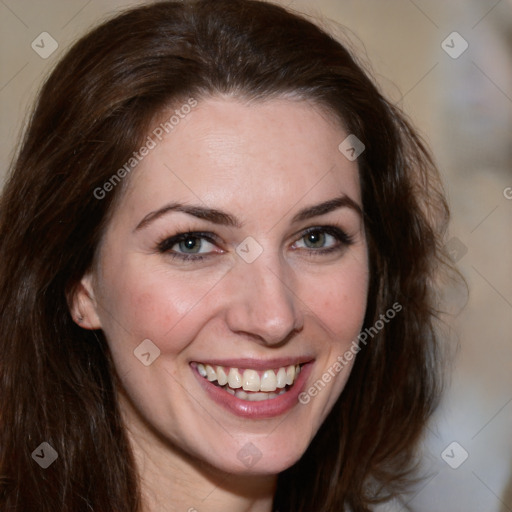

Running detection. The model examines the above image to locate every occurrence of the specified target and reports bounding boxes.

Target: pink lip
[191,357,312,371]
[191,360,314,419]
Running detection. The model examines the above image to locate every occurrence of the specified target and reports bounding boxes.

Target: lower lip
[192,363,313,419]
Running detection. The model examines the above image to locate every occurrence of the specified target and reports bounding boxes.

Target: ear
[68,272,102,330]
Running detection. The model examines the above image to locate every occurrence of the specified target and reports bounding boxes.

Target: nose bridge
[225,249,302,344]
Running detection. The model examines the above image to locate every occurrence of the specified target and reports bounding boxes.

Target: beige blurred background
[1,0,511,510]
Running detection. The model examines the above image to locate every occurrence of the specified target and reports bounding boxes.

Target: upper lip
[191,357,314,370]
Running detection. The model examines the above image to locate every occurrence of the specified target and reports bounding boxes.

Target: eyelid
[156,231,222,254]
[156,224,354,262]
[292,225,354,246]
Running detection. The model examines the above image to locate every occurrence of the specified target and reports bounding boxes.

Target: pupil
[181,237,200,252]
[306,232,324,248]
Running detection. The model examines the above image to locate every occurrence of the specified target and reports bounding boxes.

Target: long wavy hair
[0,1,452,510]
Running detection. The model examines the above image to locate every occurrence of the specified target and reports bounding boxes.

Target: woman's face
[78,97,369,475]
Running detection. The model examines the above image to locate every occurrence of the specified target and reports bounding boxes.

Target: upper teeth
[196,363,301,392]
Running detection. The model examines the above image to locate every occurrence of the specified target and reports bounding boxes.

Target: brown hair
[0,1,452,510]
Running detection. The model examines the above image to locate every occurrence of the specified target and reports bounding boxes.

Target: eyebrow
[134,194,362,232]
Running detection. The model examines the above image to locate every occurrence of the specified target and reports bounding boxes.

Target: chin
[204,432,313,477]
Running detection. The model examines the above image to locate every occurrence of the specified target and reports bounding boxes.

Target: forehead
[117,97,361,226]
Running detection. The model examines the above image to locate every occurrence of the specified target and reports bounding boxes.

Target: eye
[301,230,331,249]
[157,232,220,261]
[292,226,353,254]
[175,235,212,254]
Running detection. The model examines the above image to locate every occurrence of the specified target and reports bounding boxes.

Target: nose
[224,255,304,346]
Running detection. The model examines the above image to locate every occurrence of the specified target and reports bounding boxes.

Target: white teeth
[205,364,217,382]
[260,370,278,392]
[197,363,207,378]
[235,389,249,400]
[285,365,295,385]
[228,368,242,389]
[247,392,270,401]
[276,367,287,388]
[242,369,261,391]
[235,390,277,401]
[196,362,303,398]
[216,366,228,386]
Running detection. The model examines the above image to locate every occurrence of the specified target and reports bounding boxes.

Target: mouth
[191,359,313,418]
[193,362,302,401]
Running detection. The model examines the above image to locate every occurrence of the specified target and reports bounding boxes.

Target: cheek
[299,259,369,339]
[97,257,225,354]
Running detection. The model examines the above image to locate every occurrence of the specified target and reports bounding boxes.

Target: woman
[0,0,453,510]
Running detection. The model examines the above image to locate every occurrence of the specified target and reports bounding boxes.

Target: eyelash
[156,226,354,262]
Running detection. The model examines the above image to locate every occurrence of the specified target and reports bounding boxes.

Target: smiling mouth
[193,363,302,402]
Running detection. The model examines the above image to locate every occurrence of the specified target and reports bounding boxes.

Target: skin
[72,97,369,512]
